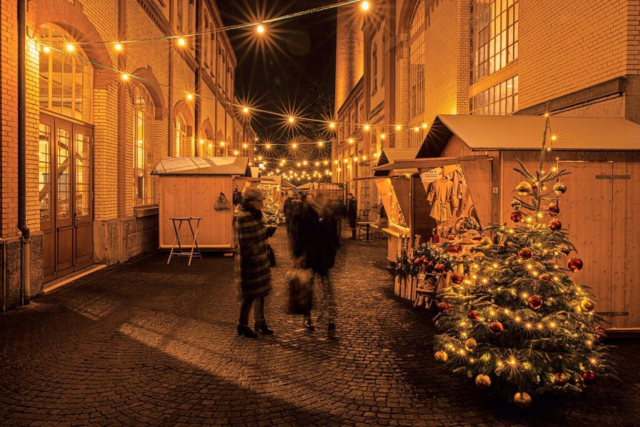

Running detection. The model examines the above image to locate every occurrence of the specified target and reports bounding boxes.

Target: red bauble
[437,301,451,313]
[510,211,523,223]
[528,295,543,310]
[518,248,533,260]
[568,258,584,272]
[435,263,446,273]
[547,204,560,216]
[582,370,597,385]
[451,274,464,284]
[549,219,562,231]
[467,310,480,320]
[595,326,607,341]
[489,321,504,335]
[539,274,552,282]
[413,258,421,265]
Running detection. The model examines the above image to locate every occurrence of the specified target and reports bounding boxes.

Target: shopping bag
[214,192,231,211]
[287,268,314,314]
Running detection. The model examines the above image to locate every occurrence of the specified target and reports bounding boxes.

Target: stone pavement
[0,228,639,426]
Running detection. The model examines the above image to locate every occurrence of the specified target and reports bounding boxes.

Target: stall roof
[373,148,420,177]
[372,155,491,172]
[151,157,251,176]
[417,115,640,157]
[296,182,312,190]
[282,180,295,189]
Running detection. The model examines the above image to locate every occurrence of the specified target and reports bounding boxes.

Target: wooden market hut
[390,114,640,333]
[152,157,251,250]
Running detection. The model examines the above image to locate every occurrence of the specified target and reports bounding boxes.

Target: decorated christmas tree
[434,116,616,407]
[259,186,285,229]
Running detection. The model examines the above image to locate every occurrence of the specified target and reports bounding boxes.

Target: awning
[151,157,251,176]
[373,148,420,177]
[417,115,640,157]
[371,155,490,172]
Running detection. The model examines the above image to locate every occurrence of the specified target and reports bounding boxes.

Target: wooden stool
[413,274,445,309]
[168,217,203,266]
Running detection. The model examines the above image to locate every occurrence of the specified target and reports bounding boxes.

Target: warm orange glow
[186,93,194,101]
[361,1,370,11]
[329,122,336,129]
[66,44,75,52]
[395,125,402,131]
[233,150,239,155]
[177,37,187,47]
[292,142,298,149]
[422,122,428,129]
[318,141,324,147]
[363,124,371,131]
[243,107,250,114]
[265,143,271,149]
[243,143,248,149]
[121,73,130,81]
[220,141,226,147]
[114,43,123,52]
[43,46,51,54]
[288,116,295,124]
[199,139,204,144]
[380,133,386,140]
[348,138,354,144]
[256,24,265,34]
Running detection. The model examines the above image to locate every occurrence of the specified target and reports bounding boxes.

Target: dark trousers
[303,272,335,322]
[348,216,356,238]
[239,296,265,326]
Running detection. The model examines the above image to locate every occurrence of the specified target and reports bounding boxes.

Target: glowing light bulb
[256,24,265,34]
[121,73,130,81]
[233,150,239,155]
[363,124,371,131]
[177,37,187,47]
[220,141,226,147]
[243,143,248,149]
[348,138,354,144]
[318,141,324,147]
[199,139,204,144]
[288,116,295,124]
[361,1,370,11]
[303,160,308,166]
[43,46,51,54]
[551,135,558,142]
[114,43,123,52]
[381,133,386,140]
[292,143,298,149]
[266,144,271,149]
[186,93,194,101]
[343,158,348,164]
[66,44,75,52]
[395,125,402,131]
[422,122,428,129]
[243,107,250,114]
[329,122,336,129]
[334,160,339,164]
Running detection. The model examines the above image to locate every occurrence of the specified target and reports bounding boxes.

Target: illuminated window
[39,124,52,221]
[372,42,378,94]
[175,114,187,157]
[409,0,425,119]
[471,0,519,84]
[39,24,93,122]
[470,75,519,115]
[133,86,155,205]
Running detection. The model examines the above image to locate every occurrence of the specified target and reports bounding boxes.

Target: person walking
[293,192,339,334]
[346,192,358,240]
[236,188,273,338]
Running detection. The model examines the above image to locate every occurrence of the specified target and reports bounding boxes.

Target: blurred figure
[346,193,358,240]
[283,192,302,237]
[293,192,339,334]
[236,188,273,338]
[334,197,346,243]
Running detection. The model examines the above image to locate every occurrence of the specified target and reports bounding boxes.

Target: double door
[40,114,93,282]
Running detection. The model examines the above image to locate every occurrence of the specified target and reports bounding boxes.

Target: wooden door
[41,114,94,281]
[559,161,614,321]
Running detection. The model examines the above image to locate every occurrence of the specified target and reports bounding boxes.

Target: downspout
[18,0,31,305]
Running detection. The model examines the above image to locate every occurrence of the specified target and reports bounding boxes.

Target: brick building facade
[333,0,640,213]
[0,0,255,310]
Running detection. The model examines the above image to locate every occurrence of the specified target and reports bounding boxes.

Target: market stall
[152,157,251,250]
[404,114,640,333]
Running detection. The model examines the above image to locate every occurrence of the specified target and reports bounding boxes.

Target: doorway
[40,114,94,282]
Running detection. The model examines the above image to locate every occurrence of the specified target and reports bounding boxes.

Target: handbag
[287,268,314,314]
[267,244,276,267]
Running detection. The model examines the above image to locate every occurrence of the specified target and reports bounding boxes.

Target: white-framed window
[470,75,519,115]
[177,0,184,32]
[409,0,425,120]
[175,113,187,157]
[133,85,155,206]
[471,0,519,84]
[39,24,94,122]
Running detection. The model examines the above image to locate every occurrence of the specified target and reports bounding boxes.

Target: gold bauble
[580,299,595,312]
[464,338,478,352]
[514,391,532,408]
[552,373,568,387]
[434,351,448,363]
[480,237,492,247]
[516,181,533,196]
[475,374,491,389]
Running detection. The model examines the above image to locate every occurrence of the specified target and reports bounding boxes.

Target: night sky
[217,0,337,148]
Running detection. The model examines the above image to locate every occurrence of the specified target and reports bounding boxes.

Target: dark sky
[217,0,337,147]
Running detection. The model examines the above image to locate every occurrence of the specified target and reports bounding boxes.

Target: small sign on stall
[420,167,442,183]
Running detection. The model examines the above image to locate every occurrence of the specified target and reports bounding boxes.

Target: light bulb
[361,1,370,11]
[395,125,402,131]
[256,24,265,34]
[114,43,123,52]
[66,44,75,52]
[243,107,249,114]
[329,122,336,129]
[186,93,194,101]
[121,73,129,81]
[220,141,226,147]
[177,37,187,47]
[381,133,386,140]
[288,116,295,124]
[363,124,371,131]
[43,46,51,54]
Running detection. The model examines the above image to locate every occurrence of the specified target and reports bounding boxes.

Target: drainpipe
[18,0,31,305]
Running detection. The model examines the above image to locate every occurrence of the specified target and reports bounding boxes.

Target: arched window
[133,85,155,206]
[409,0,425,120]
[175,114,187,157]
[39,24,94,122]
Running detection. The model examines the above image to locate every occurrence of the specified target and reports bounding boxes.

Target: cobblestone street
[0,228,639,426]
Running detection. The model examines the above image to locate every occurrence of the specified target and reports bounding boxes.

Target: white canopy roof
[151,157,251,176]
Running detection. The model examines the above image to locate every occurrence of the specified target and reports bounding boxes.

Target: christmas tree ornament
[489,321,504,335]
[568,258,584,271]
[539,274,552,282]
[549,219,562,231]
[516,181,533,196]
[581,370,597,385]
[480,237,492,247]
[510,211,523,223]
[518,248,532,260]
[553,182,567,195]
[511,199,522,210]
[558,244,571,255]
[547,204,560,216]
[552,373,568,386]
[437,301,450,313]
[475,374,491,389]
[435,263,446,273]
[451,273,464,285]
[531,182,539,192]
[528,295,543,310]
[435,351,448,363]
[514,392,532,408]
[464,338,478,352]
[467,310,480,320]
[580,299,595,312]
[595,326,607,340]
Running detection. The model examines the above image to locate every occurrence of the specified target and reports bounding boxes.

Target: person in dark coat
[346,193,358,240]
[293,192,339,333]
[236,188,273,338]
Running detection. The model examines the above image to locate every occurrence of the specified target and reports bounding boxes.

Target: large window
[39,24,93,122]
[471,0,519,84]
[133,86,155,205]
[409,0,425,119]
[470,75,519,115]
[175,114,187,157]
